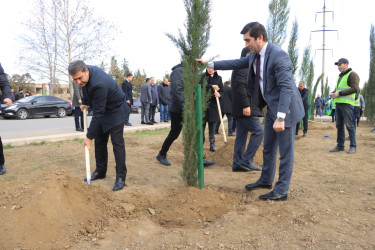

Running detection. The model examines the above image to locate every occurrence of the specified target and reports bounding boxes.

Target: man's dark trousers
[0,137,4,166]
[124,103,131,124]
[160,112,183,155]
[336,103,356,148]
[74,107,84,130]
[296,106,308,134]
[94,123,127,180]
[260,113,296,195]
[233,116,263,168]
[353,107,361,128]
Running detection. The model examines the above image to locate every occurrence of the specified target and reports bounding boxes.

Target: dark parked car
[131,98,159,114]
[0,95,73,119]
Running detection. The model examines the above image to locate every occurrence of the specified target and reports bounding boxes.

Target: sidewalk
[3,122,171,146]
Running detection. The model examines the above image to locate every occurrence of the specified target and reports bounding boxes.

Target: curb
[3,122,171,146]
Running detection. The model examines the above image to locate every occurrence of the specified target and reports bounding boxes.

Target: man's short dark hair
[126,73,133,78]
[240,22,268,42]
[68,60,86,75]
[145,78,150,82]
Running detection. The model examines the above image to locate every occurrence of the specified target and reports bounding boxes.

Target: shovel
[214,89,227,144]
[83,109,91,184]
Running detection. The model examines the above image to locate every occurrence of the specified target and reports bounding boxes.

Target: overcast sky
[1,0,374,95]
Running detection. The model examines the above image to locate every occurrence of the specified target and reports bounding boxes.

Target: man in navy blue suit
[198,22,304,201]
[68,60,127,191]
[121,73,133,126]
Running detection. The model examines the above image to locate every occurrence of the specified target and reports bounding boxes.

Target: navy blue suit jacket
[214,42,304,127]
[0,63,11,100]
[82,65,126,139]
[121,79,133,105]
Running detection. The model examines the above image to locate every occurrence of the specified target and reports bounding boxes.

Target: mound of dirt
[0,171,117,249]
[151,187,242,229]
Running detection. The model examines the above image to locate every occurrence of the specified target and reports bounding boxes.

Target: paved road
[0,112,163,140]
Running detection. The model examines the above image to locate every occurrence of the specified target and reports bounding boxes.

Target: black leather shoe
[329,146,345,152]
[210,143,216,152]
[156,153,171,166]
[259,191,287,201]
[246,163,261,171]
[245,179,272,190]
[146,122,154,125]
[141,121,145,124]
[125,123,132,126]
[84,171,106,182]
[203,159,216,167]
[76,128,84,132]
[113,178,125,191]
[0,165,6,175]
[151,120,158,124]
[232,165,252,172]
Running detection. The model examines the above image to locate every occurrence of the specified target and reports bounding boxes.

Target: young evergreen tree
[287,18,299,80]
[166,0,211,187]
[306,60,315,118]
[363,24,375,123]
[266,0,290,47]
[108,56,125,86]
[299,45,311,82]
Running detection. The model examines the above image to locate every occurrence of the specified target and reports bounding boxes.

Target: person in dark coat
[202,68,223,152]
[215,81,234,136]
[296,81,309,137]
[156,64,216,168]
[230,47,264,172]
[158,77,171,123]
[15,88,24,101]
[68,60,127,191]
[0,63,13,175]
[72,80,84,132]
[121,73,133,126]
[149,77,159,123]
[140,78,153,125]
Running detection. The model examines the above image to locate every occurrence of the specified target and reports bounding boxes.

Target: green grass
[4,144,14,149]
[129,128,169,137]
[33,165,44,171]
[5,176,16,182]
[29,141,46,146]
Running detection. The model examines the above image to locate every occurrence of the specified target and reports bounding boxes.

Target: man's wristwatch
[277,117,285,122]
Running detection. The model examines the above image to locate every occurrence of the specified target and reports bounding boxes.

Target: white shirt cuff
[277,112,286,118]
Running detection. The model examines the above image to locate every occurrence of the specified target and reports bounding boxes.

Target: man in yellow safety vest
[329,58,359,154]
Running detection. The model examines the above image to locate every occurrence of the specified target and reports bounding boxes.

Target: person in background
[15,88,24,100]
[296,81,309,137]
[122,73,134,126]
[314,94,323,117]
[354,93,365,127]
[149,77,159,124]
[158,77,171,123]
[0,63,13,175]
[215,81,235,136]
[140,78,153,125]
[10,88,15,101]
[72,80,84,132]
[201,67,223,152]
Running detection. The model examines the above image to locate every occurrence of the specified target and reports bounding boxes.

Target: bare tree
[20,0,115,100]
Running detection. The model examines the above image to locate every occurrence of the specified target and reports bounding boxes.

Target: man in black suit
[197,22,304,201]
[121,73,133,126]
[68,60,127,191]
[0,63,13,175]
[296,81,309,137]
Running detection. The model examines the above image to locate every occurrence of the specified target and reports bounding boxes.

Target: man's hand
[126,100,130,104]
[84,138,93,150]
[3,98,12,106]
[212,85,220,91]
[273,120,285,132]
[243,107,251,116]
[196,58,206,64]
[214,92,220,98]
[80,104,88,112]
[329,92,339,99]
[362,108,365,111]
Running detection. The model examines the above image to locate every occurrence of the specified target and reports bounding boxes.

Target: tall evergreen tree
[287,18,299,80]
[363,24,375,123]
[108,56,125,86]
[306,60,315,118]
[131,69,147,97]
[166,0,211,187]
[266,0,290,47]
[299,45,311,82]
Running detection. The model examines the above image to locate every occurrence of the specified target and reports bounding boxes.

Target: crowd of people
[1,21,374,200]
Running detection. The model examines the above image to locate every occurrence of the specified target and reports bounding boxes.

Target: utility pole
[311,0,338,96]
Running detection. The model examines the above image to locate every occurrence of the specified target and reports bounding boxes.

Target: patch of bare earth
[0,120,374,249]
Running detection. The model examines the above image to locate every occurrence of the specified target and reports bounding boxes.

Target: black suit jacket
[121,79,133,105]
[82,65,126,139]
[0,63,11,100]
